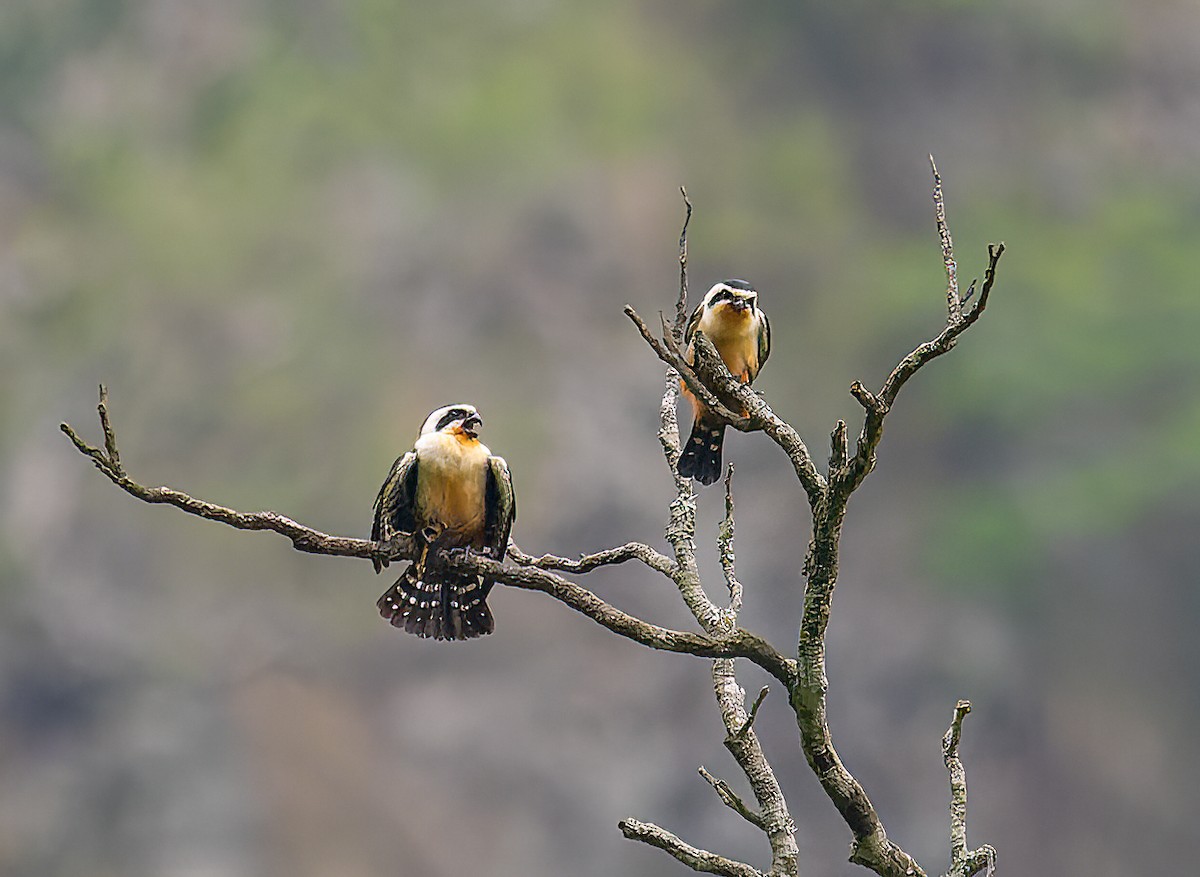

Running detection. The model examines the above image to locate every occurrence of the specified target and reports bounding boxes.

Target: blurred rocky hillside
[2,1,1198,875]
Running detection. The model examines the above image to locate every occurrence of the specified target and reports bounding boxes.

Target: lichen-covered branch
[476,553,794,685]
[626,168,1003,877]
[621,193,799,877]
[838,234,1004,496]
[716,466,743,628]
[788,165,1002,877]
[699,766,767,831]
[619,819,762,877]
[507,541,676,578]
[657,374,726,632]
[61,387,794,686]
[624,306,826,506]
[624,304,749,430]
[941,701,996,877]
[708,471,796,876]
[930,155,961,316]
[711,657,798,877]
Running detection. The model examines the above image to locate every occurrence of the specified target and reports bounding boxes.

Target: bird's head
[703,279,758,314]
[421,404,483,439]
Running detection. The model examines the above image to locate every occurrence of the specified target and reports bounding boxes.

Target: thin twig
[941,700,996,877]
[735,687,770,740]
[943,700,972,859]
[624,304,748,427]
[508,541,676,578]
[839,241,1005,496]
[717,465,743,628]
[97,385,123,475]
[929,155,960,319]
[830,419,848,477]
[619,818,762,877]
[60,418,373,558]
[675,186,694,340]
[699,767,768,830]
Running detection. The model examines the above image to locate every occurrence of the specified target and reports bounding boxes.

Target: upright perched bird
[371,404,516,640]
[677,280,771,485]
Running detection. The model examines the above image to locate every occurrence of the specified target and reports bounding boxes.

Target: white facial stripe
[419,404,480,435]
[704,283,757,310]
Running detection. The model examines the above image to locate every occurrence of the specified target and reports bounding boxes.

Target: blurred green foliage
[2,1,1198,875]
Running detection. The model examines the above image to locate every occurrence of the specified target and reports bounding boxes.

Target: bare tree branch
[624,305,827,506]
[838,235,1005,496]
[61,389,376,560]
[507,541,676,578]
[717,466,743,628]
[787,165,1002,877]
[735,686,770,741]
[930,155,961,318]
[621,191,800,877]
[623,169,1002,877]
[674,186,694,339]
[941,701,996,877]
[619,819,762,877]
[66,167,1004,877]
[698,766,768,831]
[624,304,749,429]
[654,327,727,634]
[61,387,796,687]
[711,657,799,877]
[481,555,794,685]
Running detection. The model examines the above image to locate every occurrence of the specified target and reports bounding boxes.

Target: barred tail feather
[677,420,726,486]
[377,565,495,641]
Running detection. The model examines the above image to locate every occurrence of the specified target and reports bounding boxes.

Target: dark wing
[755,310,771,377]
[682,298,705,347]
[371,450,419,572]
[483,455,516,561]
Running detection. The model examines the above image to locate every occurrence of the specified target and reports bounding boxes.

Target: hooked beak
[461,413,483,436]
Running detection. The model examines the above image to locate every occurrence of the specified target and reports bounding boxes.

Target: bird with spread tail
[371,404,516,640]
[677,280,771,485]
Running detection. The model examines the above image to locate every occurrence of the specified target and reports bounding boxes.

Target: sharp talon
[372,544,391,571]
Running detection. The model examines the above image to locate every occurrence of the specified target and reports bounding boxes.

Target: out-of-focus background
[2,1,1198,875]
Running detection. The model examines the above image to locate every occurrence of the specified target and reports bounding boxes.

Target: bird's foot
[441,546,473,565]
[371,541,392,572]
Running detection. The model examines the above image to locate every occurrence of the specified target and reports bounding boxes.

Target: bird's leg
[371,538,393,571]
[415,524,444,577]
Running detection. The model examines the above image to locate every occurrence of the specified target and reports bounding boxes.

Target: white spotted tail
[377,564,494,641]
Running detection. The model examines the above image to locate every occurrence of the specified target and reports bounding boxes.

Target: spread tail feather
[377,565,494,641]
[677,419,726,486]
